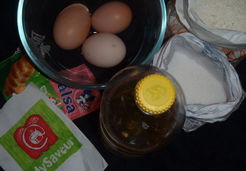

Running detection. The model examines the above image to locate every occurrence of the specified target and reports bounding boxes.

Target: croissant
[4,55,35,96]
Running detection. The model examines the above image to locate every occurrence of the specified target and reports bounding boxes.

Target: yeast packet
[0,84,107,171]
[0,51,101,120]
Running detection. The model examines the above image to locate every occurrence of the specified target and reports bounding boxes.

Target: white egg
[81,33,126,68]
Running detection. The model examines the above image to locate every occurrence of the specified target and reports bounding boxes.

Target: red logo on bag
[14,114,58,159]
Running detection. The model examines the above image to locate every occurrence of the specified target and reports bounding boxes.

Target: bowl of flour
[175,0,246,49]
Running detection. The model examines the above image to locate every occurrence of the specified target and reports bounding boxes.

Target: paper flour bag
[0,84,107,171]
[153,33,245,132]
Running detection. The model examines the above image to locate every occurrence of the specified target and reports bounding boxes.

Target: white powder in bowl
[192,0,246,33]
[167,47,227,105]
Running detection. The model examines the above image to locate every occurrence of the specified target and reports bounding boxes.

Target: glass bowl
[17,0,167,89]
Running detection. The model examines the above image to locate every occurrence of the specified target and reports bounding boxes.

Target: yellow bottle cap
[135,74,176,115]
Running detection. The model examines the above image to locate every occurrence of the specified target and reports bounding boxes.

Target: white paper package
[153,33,245,132]
[0,84,107,171]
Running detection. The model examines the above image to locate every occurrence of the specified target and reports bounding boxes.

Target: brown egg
[92,1,132,34]
[53,3,91,50]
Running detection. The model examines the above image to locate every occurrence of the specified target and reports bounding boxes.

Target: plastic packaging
[0,84,107,171]
[153,33,245,132]
[99,65,186,156]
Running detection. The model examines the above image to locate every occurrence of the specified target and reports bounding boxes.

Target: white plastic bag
[175,0,246,49]
[153,33,245,132]
[0,84,107,171]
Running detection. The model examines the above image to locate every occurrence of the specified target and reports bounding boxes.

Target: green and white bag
[0,84,107,171]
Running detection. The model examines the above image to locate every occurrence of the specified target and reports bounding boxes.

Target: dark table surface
[1,0,246,171]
